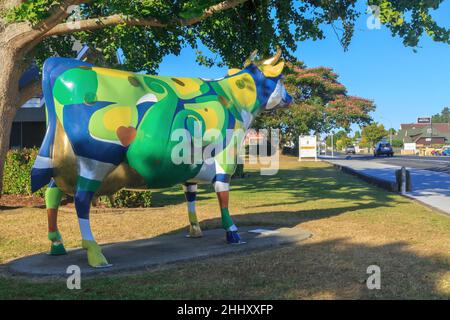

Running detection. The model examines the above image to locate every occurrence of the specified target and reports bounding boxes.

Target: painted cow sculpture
[31,48,292,267]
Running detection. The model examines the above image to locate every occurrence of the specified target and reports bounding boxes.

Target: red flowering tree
[253,60,375,146]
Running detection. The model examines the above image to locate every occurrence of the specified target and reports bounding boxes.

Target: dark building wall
[9,122,46,149]
[10,106,46,149]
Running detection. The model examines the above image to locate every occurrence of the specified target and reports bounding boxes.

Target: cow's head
[223,47,292,120]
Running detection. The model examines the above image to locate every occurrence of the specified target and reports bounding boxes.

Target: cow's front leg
[46,179,66,255]
[74,174,111,268]
[214,177,245,244]
[183,183,202,238]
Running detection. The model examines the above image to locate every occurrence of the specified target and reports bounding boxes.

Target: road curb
[401,193,450,217]
[328,162,398,192]
[324,158,450,216]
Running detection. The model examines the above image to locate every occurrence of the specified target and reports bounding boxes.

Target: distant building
[394,123,450,147]
[10,98,46,149]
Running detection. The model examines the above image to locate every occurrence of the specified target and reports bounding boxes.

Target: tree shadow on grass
[1,234,449,299]
[151,165,404,210]
[194,202,390,232]
[174,238,450,299]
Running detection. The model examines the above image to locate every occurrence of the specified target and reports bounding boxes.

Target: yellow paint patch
[227,68,241,76]
[168,77,202,99]
[227,73,256,109]
[93,67,133,79]
[54,99,64,124]
[103,107,133,131]
[184,101,224,132]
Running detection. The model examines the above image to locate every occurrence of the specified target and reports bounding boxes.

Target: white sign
[299,135,317,161]
[404,143,416,151]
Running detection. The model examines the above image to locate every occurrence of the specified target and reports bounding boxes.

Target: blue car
[442,147,450,156]
[374,142,394,157]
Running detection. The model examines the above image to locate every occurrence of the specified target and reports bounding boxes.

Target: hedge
[3,148,151,207]
[3,147,45,197]
[98,189,152,208]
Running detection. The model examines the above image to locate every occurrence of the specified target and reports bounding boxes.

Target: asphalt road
[324,152,450,174]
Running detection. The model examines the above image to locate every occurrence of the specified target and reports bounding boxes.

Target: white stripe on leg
[78,218,94,241]
[214,181,229,192]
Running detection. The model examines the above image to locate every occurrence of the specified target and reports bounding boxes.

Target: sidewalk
[324,158,450,215]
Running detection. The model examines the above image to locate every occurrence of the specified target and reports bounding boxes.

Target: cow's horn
[262,46,282,65]
[244,50,258,67]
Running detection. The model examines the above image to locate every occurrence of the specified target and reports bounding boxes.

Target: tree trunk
[0,46,23,195]
[0,0,83,196]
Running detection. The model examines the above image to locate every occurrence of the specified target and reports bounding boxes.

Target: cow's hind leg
[46,179,66,255]
[183,183,202,238]
[75,160,115,268]
[214,175,245,244]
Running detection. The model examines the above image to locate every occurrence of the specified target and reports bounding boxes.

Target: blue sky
[158,1,450,133]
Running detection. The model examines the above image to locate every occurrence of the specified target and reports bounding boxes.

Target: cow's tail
[30,58,60,193]
[31,57,94,193]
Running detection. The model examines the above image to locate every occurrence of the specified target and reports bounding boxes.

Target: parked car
[442,146,450,156]
[374,142,394,157]
[345,145,356,154]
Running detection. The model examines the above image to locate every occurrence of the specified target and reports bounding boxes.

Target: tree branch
[19,79,41,106]
[44,0,248,37]
[3,0,92,52]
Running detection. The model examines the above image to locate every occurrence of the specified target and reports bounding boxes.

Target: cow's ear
[260,61,285,78]
[227,68,241,76]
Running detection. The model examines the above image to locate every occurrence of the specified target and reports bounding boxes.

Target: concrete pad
[7,226,312,277]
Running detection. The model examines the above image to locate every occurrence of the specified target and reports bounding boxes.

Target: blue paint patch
[136,101,155,128]
[48,179,58,188]
[31,168,54,193]
[63,101,126,165]
[184,191,197,202]
[213,173,231,183]
[74,190,94,219]
[244,63,280,110]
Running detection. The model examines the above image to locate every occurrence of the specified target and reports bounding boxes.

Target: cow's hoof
[186,223,203,238]
[226,231,246,244]
[49,243,67,256]
[48,231,67,255]
[82,240,112,268]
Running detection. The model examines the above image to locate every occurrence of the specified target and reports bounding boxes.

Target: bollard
[401,167,406,195]
[395,167,411,193]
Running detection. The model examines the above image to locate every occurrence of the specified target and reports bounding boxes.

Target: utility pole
[430,117,433,147]
[380,115,393,144]
[331,133,334,158]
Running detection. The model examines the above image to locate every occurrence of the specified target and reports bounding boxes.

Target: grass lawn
[0,155,449,299]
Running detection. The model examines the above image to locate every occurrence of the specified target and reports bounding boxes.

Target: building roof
[400,123,450,133]
[395,122,450,144]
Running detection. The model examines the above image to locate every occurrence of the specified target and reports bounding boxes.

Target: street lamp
[379,115,393,144]
[331,131,334,158]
